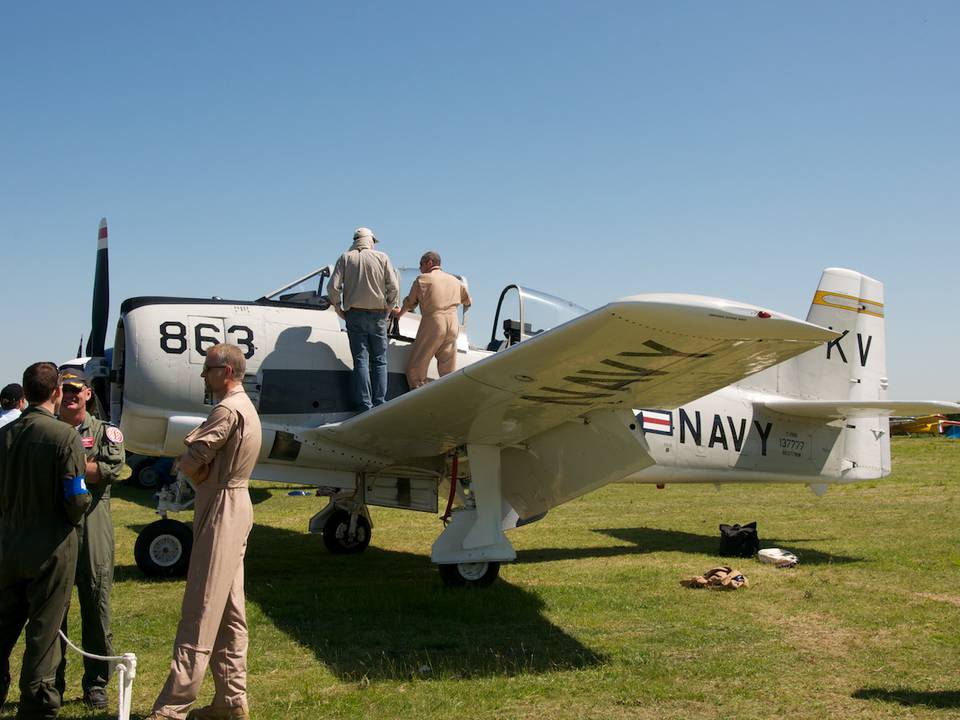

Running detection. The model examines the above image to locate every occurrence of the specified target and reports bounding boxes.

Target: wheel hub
[150,535,183,567]
[457,562,489,581]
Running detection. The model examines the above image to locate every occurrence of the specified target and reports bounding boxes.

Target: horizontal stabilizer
[763,399,960,419]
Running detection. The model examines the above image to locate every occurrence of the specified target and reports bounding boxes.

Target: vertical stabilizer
[800,267,886,402]
[747,268,891,480]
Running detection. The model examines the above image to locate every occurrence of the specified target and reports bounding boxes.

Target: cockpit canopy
[259,267,585,355]
[260,265,334,308]
[488,286,587,351]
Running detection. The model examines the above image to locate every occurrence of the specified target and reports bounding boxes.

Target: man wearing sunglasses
[147,343,261,720]
[54,367,125,711]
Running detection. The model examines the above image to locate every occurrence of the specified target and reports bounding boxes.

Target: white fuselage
[115,294,881,494]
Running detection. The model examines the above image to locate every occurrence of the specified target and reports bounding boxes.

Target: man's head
[419,251,441,273]
[201,343,246,398]
[22,362,62,409]
[1,383,25,412]
[58,367,92,422]
[353,227,378,244]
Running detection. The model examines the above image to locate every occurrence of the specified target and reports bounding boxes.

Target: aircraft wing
[309,293,837,459]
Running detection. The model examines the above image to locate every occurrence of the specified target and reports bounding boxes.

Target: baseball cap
[59,367,89,389]
[353,227,378,243]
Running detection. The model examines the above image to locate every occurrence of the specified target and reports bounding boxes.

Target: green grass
[6,437,960,719]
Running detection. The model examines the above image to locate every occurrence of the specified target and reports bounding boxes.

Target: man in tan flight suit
[147,344,262,720]
[395,250,472,389]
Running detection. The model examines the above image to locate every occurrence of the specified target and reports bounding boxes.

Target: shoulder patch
[105,426,124,444]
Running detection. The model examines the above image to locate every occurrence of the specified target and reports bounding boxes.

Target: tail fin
[750,268,886,401]
[799,267,886,402]
[746,268,891,481]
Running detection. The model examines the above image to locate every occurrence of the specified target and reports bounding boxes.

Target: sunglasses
[201,365,228,375]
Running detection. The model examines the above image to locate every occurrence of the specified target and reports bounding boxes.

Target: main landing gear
[321,508,372,554]
[309,496,374,555]
[432,444,515,588]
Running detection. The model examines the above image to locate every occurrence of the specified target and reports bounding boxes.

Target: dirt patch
[914,592,960,607]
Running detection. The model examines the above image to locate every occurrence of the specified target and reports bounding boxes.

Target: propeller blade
[85,217,110,357]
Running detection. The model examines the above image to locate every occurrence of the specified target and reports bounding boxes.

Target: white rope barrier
[58,630,137,720]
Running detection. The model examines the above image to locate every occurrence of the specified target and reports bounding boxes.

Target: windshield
[260,266,331,305]
[491,286,586,347]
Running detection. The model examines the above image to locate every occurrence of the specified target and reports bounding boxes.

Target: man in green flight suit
[55,367,125,710]
[0,361,90,719]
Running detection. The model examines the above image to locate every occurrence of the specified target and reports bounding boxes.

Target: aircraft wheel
[438,561,500,588]
[134,461,162,489]
[322,509,371,554]
[135,519,193,578]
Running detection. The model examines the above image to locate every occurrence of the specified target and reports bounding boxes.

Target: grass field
[6,437,960,719]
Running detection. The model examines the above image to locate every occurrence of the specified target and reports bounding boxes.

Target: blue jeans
[345,310,389,411]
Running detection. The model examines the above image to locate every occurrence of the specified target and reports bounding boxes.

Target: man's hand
[179,452,210,484]
[85,460,101,485]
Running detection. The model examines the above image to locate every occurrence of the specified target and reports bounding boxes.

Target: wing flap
[311,294,837,458]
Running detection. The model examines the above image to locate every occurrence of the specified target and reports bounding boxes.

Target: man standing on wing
[396,250,472,389]
[147,344,262,720]
[327,227,400,411]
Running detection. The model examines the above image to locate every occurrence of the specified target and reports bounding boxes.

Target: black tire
[134,519,193,578]
[321,509,371,554]
[438,561,501,588]
[131,458,163,489]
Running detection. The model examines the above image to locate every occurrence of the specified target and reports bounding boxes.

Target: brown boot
[188,704,250,720]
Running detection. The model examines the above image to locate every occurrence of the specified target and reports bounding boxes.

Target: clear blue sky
[2,2,957,400]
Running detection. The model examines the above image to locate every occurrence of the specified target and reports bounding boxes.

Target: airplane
[889,414,946,436]
[70,219,960,587]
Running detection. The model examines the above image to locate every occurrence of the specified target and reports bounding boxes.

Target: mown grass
[5,437,960,719]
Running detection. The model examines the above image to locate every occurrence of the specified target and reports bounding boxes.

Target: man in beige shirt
[147,344,262,720]
[396,251,472,389]
[327,227,400,411]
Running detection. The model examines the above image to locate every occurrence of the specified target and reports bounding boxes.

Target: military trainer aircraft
[72,219,959,587]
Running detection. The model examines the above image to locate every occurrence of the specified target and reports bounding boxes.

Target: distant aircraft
[889,414,946,436]
[69,219,959,587]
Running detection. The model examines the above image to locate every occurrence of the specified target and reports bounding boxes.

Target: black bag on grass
[719,522,760,558]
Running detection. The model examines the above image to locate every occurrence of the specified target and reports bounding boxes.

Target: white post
[58,630,137,720]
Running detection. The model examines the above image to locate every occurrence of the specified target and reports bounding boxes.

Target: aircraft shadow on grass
[853,688,960,709]
[113,503,605,681]
[517,526,862,565]
[240,524,605,681]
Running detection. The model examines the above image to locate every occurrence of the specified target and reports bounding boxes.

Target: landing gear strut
[134,472,196,578]
[432,444,515,587]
